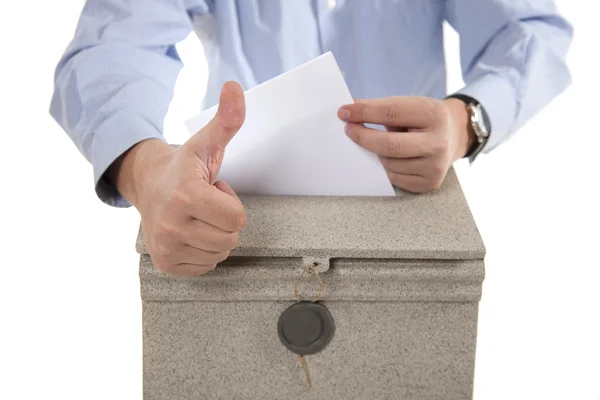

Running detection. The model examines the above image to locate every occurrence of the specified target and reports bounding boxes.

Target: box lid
[136,168,485,260]
[137,168,485,302]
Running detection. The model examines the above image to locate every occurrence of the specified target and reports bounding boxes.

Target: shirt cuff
[91,112,165,208]
[455,73,518,153]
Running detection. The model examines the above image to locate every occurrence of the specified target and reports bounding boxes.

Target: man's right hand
[109,81,247,276]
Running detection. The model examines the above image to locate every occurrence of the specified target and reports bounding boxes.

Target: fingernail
[344,123,351,135]
[338,108,351,120]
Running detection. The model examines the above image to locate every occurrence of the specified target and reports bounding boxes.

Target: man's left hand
[338,97,476,193]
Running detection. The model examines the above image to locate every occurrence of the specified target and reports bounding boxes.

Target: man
[50,0,572,276]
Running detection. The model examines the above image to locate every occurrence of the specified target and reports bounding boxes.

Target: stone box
[137,168,485,399]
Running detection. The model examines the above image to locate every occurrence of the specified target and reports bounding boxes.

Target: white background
[1,1,598,399]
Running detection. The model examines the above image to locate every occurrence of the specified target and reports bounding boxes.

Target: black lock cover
[277,301,335,355]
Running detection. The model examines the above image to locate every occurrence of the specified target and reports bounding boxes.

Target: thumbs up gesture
[116,82,247,276]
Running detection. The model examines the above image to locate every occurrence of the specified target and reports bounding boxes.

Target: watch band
[445,94,491,163]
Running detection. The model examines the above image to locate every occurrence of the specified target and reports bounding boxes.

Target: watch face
[471,104,489,139]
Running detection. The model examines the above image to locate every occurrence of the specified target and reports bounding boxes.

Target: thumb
[186,81,246,153]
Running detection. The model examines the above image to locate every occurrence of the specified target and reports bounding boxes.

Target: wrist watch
[446,94,491,163]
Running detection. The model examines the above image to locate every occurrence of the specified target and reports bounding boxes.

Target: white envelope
[185,52,395,196]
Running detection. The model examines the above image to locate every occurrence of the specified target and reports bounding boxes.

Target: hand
[338,97,476,193]
[110,82,247,276]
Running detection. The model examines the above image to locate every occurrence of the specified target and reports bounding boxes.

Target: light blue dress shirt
[50,0,572,207]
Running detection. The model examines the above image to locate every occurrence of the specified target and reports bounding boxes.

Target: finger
[182,219,239,252]
[168,263,217,277]
[185,81,246,153]
[386,171,441,194]
[214,180,242,204]
[345,123,429,158]
[379,156,432,177]
[174,245,230,265]
[190,185,247,232]
[338,97,443,128]
[155,244,229,266]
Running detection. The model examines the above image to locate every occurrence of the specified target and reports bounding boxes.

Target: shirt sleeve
[444,0,573,152]
[49,0,210,207]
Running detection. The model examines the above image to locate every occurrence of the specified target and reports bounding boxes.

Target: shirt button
[341,70,346,78]
[326,0,337,9]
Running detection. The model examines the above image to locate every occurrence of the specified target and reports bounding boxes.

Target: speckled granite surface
[139,255,484,302]
[137,168,485,260]
[143,301,479,400]
[138,167,485,399]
